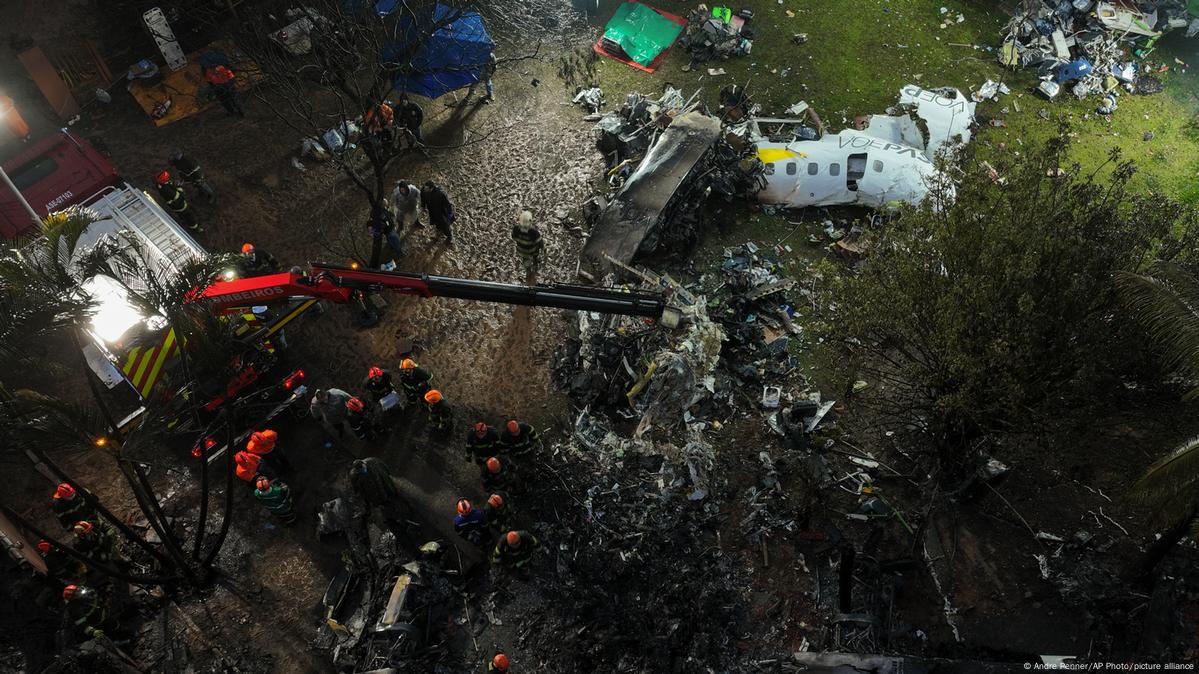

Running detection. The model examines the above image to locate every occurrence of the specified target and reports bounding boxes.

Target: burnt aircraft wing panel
[583,112,723,271]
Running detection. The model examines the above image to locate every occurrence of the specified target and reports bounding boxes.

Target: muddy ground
[3,1,1199,672]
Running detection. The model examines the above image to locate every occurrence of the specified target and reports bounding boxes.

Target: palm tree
[1116,262,1199,578]
[0,207,241,587]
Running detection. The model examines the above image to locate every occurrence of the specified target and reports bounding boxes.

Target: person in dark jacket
[424,389,451,430]
[482,456,518,493]
[37,540,86,584]
[398,358,433,404]
[50,484,95,530]
[466,422,500,464]
[349,457,400,507]
[420,181,454,246]
[363,366,397,402]
[240,242,280,276]
[498,419,540,456]
[154,171,200,230]
[491,530,539,569]
[369,202,404,261]
[483,493,511,535]
[61,584,109,641]
[168,149,215,200]
[71,521,116,567]
[345,396,379,441]
[396,95,425,149]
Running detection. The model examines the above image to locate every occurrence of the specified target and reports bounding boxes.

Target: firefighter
[234,450,265,483]
[399,359,433,405]
[37,540,86,583]
[50,483,95,530]
[253,477,296,524]
[247,429,290,473]
[61,584,108,640]
[489,652,510,673]
[345,396,379,441]
[511,211,544,275]
[452,498,486,545]
[420,181,455,246]
[466,422,499,464]
[491,530,539,569]
[154,171,200,230]
[203,63,244,117]
[240,243,280,276]
[363,366,397,403]
[423,389,451,430]
[482,456,517,493]
[310,388,353,437]
[498,419,540,457]
[168,148,215,200]
[71,522,115,567]
[483,493,511,535]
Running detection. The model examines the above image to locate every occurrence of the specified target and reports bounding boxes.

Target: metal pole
[0,164,41,229]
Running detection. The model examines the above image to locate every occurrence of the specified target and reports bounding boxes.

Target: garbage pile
[680,5,754,70]
[999,1,1180,103]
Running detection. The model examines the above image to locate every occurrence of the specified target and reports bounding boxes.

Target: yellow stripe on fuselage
[757,147,807,164]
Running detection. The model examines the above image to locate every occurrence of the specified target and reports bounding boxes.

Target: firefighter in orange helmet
[345,396,379,440]
[423,389,451,430]
[51,483,95,530]
[488,652,511,672]
[154,170,200,230]
[398,358,433,404]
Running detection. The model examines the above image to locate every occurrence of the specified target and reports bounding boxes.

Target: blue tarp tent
[377,1,494,99]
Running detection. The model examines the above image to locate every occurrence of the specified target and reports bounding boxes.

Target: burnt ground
[3,3,1199,672]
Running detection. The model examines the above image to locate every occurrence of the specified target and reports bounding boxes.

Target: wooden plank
[17,46,81,119]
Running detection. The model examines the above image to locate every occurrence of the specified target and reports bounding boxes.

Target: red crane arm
[195,263,676,324]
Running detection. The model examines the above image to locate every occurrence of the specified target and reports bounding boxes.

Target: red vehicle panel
[0,130,120,239]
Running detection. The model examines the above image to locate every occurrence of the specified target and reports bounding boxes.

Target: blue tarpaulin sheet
[378,1,494,99]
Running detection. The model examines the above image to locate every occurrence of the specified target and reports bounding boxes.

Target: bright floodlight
[83,275,145,344]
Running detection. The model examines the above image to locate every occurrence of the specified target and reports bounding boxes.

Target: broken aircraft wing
[582,112,723,269]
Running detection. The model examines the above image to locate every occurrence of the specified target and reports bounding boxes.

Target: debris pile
[1000,1,1181,103]
[680,5,754,70]
[523,433,748,672]
[581,90,765,269]
[316,515,459,672]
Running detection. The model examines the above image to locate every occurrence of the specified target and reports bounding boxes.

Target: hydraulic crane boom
[198,262,681,326]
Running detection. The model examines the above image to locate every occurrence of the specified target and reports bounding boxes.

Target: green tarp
[602,2,684,67]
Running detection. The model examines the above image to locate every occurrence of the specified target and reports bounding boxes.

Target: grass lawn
[588,0,1199,201]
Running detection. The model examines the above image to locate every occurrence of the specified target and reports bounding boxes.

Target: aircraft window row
[769,157,885,179]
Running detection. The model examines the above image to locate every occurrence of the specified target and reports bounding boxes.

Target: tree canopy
[820,132,1197,459]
